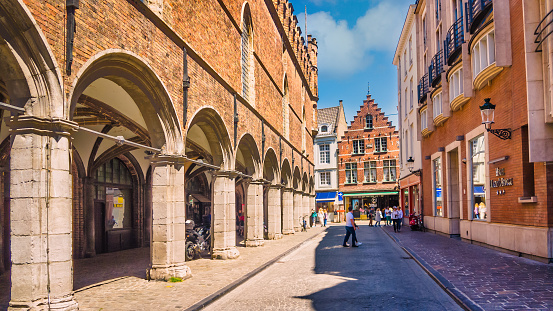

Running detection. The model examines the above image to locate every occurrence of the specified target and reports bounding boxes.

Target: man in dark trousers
[343,206,362,247]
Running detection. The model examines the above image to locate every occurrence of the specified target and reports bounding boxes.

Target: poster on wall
[351,199,360,211]
[105,187,125,229]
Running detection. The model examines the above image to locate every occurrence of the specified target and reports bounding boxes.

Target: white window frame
[352,139,365,154]
[432,92,442,118]
[345,163,358,184]
[319,144,330,164]
[319,171,331,186]
[449,67,464,100]
[421,109,428,130]
[365,115,373,129]
[374,137,387,152]
[383,160,397,182]
[472,29,495,80]
[364,161,377,183]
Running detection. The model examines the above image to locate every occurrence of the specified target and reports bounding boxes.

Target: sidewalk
[382,225,553,311]
[74,225,327,311]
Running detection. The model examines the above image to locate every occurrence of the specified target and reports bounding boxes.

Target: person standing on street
[391,207,399,233]
[311,209,317,227]
[323,209,328,227]
[343,206,361,247]
[385,207,391,226]
[397,207,404,232]
[375,208,382,227]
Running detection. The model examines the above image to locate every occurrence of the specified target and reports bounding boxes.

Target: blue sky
[293,0,413,126]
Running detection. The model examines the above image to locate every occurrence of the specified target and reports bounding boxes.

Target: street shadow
[293,225,460,311]
[73,247,149,290]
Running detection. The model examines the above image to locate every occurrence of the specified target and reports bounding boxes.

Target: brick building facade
[0,0,318,309]
[338,94,400,218]
[409,0,553,262]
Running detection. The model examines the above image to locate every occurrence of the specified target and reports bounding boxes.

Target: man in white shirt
[391,207,399,232]
[397,207,404,232]
[343,206,362,247]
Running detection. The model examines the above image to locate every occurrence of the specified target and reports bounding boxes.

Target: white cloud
[298,1,408,78]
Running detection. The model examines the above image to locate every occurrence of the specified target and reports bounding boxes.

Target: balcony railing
[418,73,429,103]
[445,17,464,65]
[466,0,493,34]
[428,50,444,87]
[535,9,553,52]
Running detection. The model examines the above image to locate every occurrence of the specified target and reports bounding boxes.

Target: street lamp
[479,98,511,140]
[406,156,415,172]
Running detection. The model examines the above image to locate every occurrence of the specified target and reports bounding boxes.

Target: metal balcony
[418,73,429,103]
[428,50,444,87]
[445,17,464,65]
[535,9,553,52]
[466,0,493,34]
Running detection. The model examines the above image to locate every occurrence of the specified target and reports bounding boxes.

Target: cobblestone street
[384,225,553,310]
[205,224,462,311]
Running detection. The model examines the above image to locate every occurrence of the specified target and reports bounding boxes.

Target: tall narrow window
[470,135,487,220]
[433,92,443,118]
[433,157,443,216]
[365,115,373,129]
[421,109,428,130]
[410,78,414,110]
[345,163,358,184]
[241,7,253,103]
[283,78,289,140]
[383,160,397,182]
[409,37,413,65]
[319,144,330,164]
[364,161,377,183]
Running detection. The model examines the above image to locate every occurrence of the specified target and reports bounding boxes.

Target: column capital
[268,184,283,189]
[293,189,302,194]
[249,179,266,185]
[6,115,77,137]
[282,187,294,192]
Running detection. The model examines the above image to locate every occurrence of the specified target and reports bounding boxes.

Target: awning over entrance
[343,191,398,197]
[191,193,210,203]
[315,191,337,202]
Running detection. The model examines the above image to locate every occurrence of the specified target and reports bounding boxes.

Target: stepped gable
[347,94,397,132]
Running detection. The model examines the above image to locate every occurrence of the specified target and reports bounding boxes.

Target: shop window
[433,157,443,217]
[364,161,377,183]
[432,92,442,118]
[320,171,331,186]
[95,158,133,229]
[470,135,487,220]
[383,160,397,182]
[472,30,495,79]
[352,139,365,154]
[345,163,357,184]
[449,67,464,99]
[375,137,387,152]
[319,144,330,164]
[365,115,373,129]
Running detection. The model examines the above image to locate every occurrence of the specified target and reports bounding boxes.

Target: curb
[381,228,483,311]
[185,227,328,311]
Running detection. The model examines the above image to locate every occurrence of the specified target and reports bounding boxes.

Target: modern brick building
[0,0,318,309]
[409,0,553,262]
[337,94,400,219]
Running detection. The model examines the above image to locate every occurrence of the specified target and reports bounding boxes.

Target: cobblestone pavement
[383,225,553,310]
[205,224,462,311]
[0,226,326,311]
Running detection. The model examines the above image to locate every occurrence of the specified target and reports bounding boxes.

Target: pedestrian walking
[397,207,403,232]
[385,207,391,226]
[323,209,328,227]
[391,207,399,232]
[368,208,374,227]
[311,209,317,227]
[375,208,382,227]
[343,206,361,247]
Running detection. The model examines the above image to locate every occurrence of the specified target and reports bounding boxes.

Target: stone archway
[292,166,302,232]
[186,107,236,260]
[234,133,262,247]
[280,159,294,235]
[69,51,187,282]
[263,148,282,240]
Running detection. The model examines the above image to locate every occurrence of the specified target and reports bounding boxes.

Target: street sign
[337,192,343,201]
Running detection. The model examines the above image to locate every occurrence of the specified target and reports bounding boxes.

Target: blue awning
[316,192,337,202]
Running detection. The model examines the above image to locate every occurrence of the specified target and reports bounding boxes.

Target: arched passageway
[263,148,282,240]
[281,159,294,235]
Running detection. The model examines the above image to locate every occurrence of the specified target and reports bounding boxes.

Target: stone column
[148,156,191,281]
[293,190,302,232]
[83,177,96,258]
[211,171,240,259]
[267,185,282,239]
[281,188,294,234]
[244,180,264,247]
[8,116,78,310]
[303,193,311,228]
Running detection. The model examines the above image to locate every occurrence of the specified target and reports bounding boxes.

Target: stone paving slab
[74,226,326,311]
[383,226,553,311]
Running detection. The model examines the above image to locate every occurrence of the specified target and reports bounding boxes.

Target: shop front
[343,192,399,220]
[315,191,337,222]
[399,172,421,222]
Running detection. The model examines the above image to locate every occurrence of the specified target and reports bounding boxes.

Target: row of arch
[0,1,315,309]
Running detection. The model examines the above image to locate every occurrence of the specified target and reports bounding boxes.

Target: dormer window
[321,125,328,133]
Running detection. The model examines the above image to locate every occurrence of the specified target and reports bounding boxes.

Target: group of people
[343,205,405,248]
[367,206,403,232]
[310,209,328,227]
